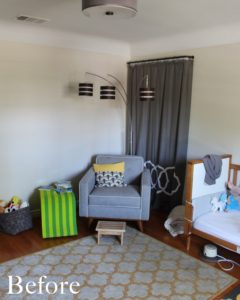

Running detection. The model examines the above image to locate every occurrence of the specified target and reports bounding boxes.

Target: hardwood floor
[0,209,239,297]
[144,210,240,280]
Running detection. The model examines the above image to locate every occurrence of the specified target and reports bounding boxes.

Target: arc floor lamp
[79,72,155,154]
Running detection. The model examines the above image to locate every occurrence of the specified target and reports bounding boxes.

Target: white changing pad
[193,211,240,245]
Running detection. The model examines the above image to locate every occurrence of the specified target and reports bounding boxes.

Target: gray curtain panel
[127,57,194,211]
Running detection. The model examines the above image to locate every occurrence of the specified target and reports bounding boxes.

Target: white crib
[184,154,240,253]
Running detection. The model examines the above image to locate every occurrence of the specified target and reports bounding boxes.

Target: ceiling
[1,0,240,44]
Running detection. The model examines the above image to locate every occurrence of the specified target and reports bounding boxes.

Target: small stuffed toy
[0,200,8,214]
[0,200,8,207]
[226,194,240,211]
[219,192,228,203]
[211,195,227,212]
[20,201,29,209]
[5,196,22,213]
[227,181,240,195]
[226,181,240,211]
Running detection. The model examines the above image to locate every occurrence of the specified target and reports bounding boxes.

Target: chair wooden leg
[88,218,94,229]
[137,220,143,232]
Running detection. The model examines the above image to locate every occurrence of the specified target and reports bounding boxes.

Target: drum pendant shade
[82,0,137,19]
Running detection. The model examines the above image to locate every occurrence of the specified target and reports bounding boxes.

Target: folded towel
[164,205,185,237]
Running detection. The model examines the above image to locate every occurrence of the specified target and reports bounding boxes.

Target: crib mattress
[193,211,240,246]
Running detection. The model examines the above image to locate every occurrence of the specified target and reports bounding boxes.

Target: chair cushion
[89,185,141,208]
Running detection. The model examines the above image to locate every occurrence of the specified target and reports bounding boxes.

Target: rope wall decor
[144,161,181,196]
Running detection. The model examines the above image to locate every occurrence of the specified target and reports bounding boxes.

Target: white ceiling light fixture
[82,0,137,19]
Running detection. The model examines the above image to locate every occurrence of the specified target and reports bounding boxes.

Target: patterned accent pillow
[93,162,124,173]
[95,171,127,187]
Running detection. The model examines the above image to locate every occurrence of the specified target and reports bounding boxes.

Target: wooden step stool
[96,221,126,245]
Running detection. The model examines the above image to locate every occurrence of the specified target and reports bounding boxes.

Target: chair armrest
[140,168,151,220]
[141,168,151,194]
[79,167,95,217]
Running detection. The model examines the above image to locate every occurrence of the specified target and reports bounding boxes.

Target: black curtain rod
[127,55,194,65]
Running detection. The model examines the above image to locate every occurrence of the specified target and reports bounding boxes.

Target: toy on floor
[5,196,22,213]
[0,200,7,207]
[211,195,227,212]
[1,196,29,213]
[0,200,8,214]
[20,201,28,209]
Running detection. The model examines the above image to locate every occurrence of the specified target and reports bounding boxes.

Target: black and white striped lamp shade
[100,86,116,100]
[79,83,93,96]
[139,88,155,101]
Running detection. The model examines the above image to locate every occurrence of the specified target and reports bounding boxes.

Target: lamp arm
[107,74,127,99]
[86,72,126,105]
[85,71,133,155]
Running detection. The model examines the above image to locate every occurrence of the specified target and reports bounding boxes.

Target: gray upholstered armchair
[79,155,151,231]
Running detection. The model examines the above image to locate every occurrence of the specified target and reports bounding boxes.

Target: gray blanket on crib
[203,154,222,185]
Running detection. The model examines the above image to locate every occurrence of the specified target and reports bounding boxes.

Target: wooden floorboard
[0,209,239,298]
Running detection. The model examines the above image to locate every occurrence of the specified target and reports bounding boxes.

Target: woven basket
[0,207,33,235]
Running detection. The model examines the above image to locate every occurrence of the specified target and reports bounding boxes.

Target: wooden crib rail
[230,163,240,185]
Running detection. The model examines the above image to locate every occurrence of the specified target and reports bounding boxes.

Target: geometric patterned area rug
[0,227,237,300]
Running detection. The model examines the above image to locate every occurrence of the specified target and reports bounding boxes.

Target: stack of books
[39,181,72,193]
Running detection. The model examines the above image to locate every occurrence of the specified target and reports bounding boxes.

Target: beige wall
[0,41,128,211]
[188,43,240,163]
[2,39,240,212]
[131,42,240,164]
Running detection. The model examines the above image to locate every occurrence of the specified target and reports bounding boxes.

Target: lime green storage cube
[40,190,78,238]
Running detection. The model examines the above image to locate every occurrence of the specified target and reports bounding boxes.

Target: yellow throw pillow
[93,162,125,173]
